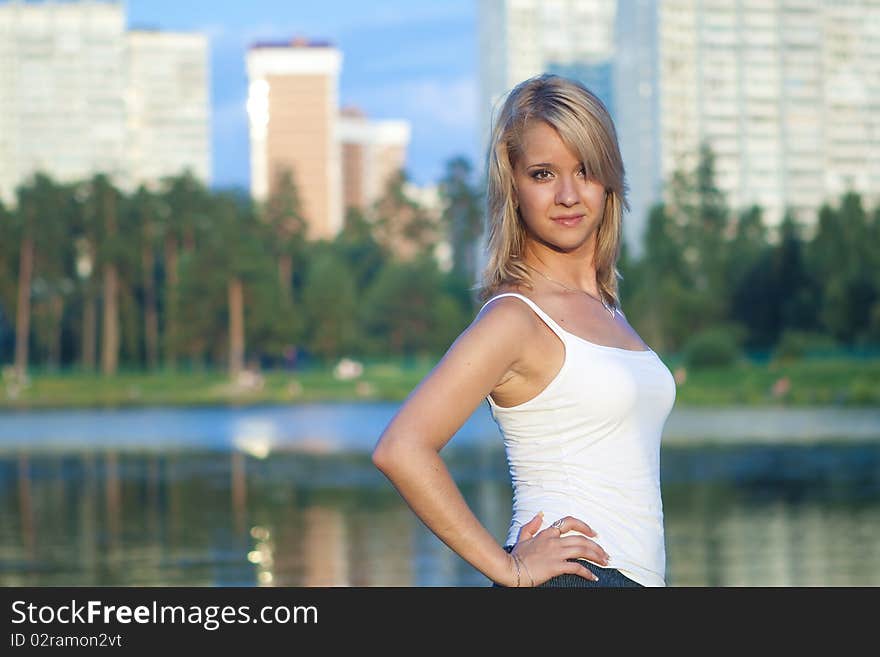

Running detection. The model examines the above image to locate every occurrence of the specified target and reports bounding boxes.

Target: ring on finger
[551,518,565,532]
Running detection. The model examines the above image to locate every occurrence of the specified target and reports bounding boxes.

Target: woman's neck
[523,246,598,294]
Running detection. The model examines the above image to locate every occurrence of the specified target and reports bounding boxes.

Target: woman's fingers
[547,517,609,565]
[551,515,597,538]
[516,511,545,542]
[563,559,600,582]
[511,515,610,585]
[560,541,609,566]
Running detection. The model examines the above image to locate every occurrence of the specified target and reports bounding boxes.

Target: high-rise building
[126,30,211,188]
[659,0,880,232]
[478,0,618,157]
[338,107,410,213]
[613,0,662,257]
[246,38,343,240]
[0,0,211,204]
[0,0,127,203]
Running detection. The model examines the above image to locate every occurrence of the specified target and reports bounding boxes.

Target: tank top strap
[478,292,568,343]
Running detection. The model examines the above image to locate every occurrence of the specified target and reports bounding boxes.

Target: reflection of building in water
[715,501,794,586]
[147,455,161,538]
[250,501,301,586]
[302,506,348,586]
[105,451,122,549]
[231,452,247,535]
[166,454,183,556]
[1,448,878,586]
[243,455,417,586]
[249,525,274,586]
[77,453,99,582]
[665,486,880,587]
[347,506,414,586]
[17,454,35,558]
[247,494,418,586]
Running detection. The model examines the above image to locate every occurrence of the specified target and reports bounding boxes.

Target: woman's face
[512,120,607,255]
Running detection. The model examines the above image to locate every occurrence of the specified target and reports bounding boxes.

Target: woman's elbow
[372,430,428,475]
[371,435,399,474]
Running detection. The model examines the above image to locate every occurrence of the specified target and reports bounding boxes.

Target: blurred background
[0,0,878,586]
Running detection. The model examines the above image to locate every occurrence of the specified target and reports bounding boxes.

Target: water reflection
[0,440,878,586]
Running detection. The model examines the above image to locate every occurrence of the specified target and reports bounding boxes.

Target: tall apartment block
[659,0,880,232]
[246,39,343,241]
[0,0,127,203]
[613,0,662,256]
[126,30,211,188]
[0,0,210,204]
[338,107,410,213]
[478,0,617,154]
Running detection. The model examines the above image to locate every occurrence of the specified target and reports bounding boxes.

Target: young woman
[372,74,677,587]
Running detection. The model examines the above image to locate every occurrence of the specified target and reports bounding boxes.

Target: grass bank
[1,354,878,410]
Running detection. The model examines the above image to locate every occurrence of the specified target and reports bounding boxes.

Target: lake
[1,402,878,586]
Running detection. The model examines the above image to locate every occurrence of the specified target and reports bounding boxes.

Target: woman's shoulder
[478,284,532,314]
[480,283,565,316]
[475,284,549,336]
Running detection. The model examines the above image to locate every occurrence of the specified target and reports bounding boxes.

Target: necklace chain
[524,262,616,318]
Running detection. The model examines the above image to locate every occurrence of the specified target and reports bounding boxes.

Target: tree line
[1,145,878,378]
[0,158,483,377]
[619,144,880,364]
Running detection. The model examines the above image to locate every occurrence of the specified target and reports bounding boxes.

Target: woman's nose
[555,177,578,206]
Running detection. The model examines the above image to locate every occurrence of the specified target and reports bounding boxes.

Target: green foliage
[261,168,307,246]
[730,212,821,350]
[807,192,878,344]
[665,144,731,325]
[0,198,16,360]
[14,174,81,368]
[301,248,358,361]
[439,155,484,282]
[370,169,439,260]
[334,207,387,295]
[359,256,469,357]
[681,325,744,370]
[726,205,768,293]
[773,330,839,362]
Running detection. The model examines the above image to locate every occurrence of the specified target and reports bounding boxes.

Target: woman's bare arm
[371,298,532,586]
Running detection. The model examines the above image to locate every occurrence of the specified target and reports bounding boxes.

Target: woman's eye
[531,169,552,180]
[577,166,587,177]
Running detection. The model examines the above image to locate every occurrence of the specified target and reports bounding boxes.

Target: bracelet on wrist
[511,553,521,588]
[518,555,535,587]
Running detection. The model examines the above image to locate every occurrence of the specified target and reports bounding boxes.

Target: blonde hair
[478,73,629,307]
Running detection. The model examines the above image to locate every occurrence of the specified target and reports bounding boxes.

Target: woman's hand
[508,512,610,586]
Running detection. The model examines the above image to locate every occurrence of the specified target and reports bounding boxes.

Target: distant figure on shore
[373,74,677,587]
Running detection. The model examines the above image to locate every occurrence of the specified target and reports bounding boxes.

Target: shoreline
[1,354,878,411]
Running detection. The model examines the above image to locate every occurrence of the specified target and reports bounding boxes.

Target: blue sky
[125,0,479,190]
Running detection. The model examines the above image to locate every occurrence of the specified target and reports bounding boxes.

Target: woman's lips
[552,214,584,227]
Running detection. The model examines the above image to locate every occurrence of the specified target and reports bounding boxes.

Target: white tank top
[480,292,677,587]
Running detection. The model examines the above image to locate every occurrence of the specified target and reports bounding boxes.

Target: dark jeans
[492,545,644,588]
